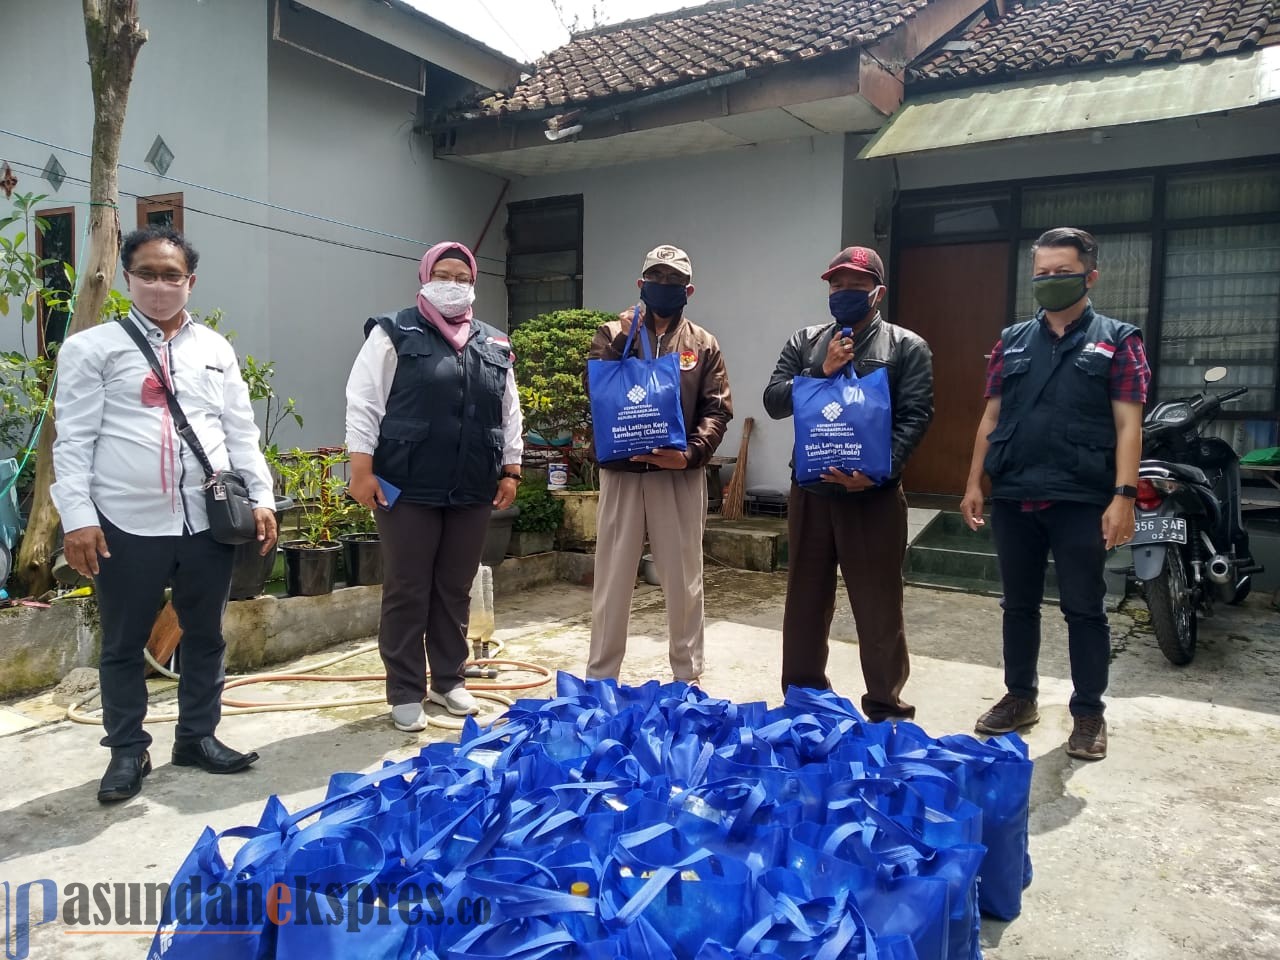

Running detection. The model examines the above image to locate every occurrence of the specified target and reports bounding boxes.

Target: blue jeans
[990,500,1110,716]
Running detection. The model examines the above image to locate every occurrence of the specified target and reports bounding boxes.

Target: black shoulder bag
[115,317,258,545]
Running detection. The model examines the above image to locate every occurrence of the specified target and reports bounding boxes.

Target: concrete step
[704,516,787,572]
[904,511,1128,608]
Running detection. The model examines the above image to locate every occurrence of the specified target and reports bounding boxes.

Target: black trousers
[781,483,914,721]
[375,500,491,705]
[990,499,1111,716]
[94,516,235,757]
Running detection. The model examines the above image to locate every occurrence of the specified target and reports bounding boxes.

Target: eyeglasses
[430,271,473,284]
[642,273,687,286]
[129,270,190,284]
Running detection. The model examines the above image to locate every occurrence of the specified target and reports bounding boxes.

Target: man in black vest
[960,227,1150,761]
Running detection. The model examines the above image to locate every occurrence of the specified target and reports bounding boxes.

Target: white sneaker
[390,703,428,732]
[427,686,480,716]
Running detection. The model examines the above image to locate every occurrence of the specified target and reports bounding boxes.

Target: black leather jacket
[763,314,934,488]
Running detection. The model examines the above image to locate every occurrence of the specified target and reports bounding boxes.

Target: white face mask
[420,280,476,318]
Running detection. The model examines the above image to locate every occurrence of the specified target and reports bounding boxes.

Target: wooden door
[895,242,1009,496]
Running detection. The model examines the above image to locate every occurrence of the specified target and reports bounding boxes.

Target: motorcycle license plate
[1130,516,1187,546]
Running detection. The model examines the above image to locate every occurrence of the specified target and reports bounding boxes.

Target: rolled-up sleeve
[49,336,105,533]
[501,366,524,465]
[219,346,274,509]
[345,326,397,456]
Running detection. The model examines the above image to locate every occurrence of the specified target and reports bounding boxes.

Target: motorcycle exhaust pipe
[1206,555,1232,584]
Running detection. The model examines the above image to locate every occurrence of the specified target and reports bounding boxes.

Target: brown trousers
[781,482,914,721]
[375,500,490,705]
[588,467,708,682]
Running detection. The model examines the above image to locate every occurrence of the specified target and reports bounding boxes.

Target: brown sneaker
[975,694,1040,735]
[1066,714,1107,761]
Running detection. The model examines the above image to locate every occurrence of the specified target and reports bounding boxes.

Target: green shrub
[510,308,612,443]
[512,483,564,533]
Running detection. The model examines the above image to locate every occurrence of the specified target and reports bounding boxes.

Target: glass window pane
[1166,167,1280,219]
[507,202,581,252]
[1021,179,1153,227]
[1157,223,1280,413]
[897,193,1011,242]
[1013,232,1152,333]
[508,250,580,282]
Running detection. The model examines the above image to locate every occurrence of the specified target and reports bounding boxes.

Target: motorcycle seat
[1140,459,1209,486]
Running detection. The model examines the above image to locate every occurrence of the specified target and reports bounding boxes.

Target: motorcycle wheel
[1145,547,1197,666]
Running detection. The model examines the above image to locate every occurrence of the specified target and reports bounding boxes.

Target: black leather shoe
[171,736,259,774]
[98,752,151,804]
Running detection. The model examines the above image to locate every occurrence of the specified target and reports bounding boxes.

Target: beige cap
[641,244,692,282]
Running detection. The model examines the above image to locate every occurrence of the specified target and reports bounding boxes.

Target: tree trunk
[13,1,146,596]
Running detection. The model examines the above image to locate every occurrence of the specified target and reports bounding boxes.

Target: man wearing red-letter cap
[763,245,934,721]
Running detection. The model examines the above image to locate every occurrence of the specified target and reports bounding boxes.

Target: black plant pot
[282,540,340,596]
[227,496,293,600]
[339,533,383,586]
[482,505,520,568]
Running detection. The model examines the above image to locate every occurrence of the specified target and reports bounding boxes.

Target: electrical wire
[1,157,506,278]
[0,127,508,265]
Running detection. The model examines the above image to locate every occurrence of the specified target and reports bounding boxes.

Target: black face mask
[829,289,876,325]
[641,281,688,317]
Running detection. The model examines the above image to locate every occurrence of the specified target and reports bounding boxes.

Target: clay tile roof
[475,0,937,116]
[911,0,1280,87]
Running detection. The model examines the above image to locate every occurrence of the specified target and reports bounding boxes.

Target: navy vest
[365,307,511,506]
[984,306,1140,507]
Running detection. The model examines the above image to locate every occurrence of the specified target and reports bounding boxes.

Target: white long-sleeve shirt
[51,309,274,536]
[344,324,524,463]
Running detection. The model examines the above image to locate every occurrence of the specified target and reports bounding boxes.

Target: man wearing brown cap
[764,246,933,721]
[585,244,733,684]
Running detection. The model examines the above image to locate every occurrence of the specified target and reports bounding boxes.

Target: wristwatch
[501,471,524,484]
[1114,484,1138,499]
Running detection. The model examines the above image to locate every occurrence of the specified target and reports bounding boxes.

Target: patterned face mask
[419,280,476,318]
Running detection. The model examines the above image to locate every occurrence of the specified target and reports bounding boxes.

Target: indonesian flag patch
[1085,341,1116,359]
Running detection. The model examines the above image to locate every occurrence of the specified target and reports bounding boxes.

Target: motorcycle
[1129,366,1263,665]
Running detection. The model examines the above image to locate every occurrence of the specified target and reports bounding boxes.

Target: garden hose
[66,635,555,733]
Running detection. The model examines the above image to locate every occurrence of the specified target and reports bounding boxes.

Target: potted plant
[198,311,305,599]
[511,309,612,552]
[508,484,564,557]
[337,500,383,587]
[270,447,348,596]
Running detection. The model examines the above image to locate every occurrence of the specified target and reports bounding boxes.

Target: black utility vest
[365,307,512,506]
[984,306,1140,507]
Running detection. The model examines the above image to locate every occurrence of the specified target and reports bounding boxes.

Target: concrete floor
[1,570,1279,959]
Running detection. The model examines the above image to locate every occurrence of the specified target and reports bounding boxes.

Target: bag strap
[114,314,216,481]
[620,305,655,362]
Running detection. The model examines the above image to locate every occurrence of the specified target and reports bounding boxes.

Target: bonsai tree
[510,308,614,487]
[510,308,611,443]
[268,447,350,546]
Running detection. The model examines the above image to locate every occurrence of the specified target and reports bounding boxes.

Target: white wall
[264,39,509,450]
[0,0,512,455]
[0,0,270,360]
[508,135,848,493]
[893,105,1280,190]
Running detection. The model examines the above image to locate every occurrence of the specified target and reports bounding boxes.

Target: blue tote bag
[588,307,687,462]
[792,357,892,484]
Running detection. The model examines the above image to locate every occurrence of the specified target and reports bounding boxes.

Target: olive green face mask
[1031,273,1089,312]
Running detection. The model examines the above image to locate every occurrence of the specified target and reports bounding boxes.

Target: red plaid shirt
[984,313,1151,510]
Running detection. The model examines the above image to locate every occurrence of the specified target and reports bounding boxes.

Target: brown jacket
[587,310,733,472]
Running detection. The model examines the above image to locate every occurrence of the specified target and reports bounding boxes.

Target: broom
[146,601,182,675]
[720,417,753,520]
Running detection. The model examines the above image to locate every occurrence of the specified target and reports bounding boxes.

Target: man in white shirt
[51,227,277,804]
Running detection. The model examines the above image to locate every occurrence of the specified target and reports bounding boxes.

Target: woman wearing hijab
[345,242,523,731]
